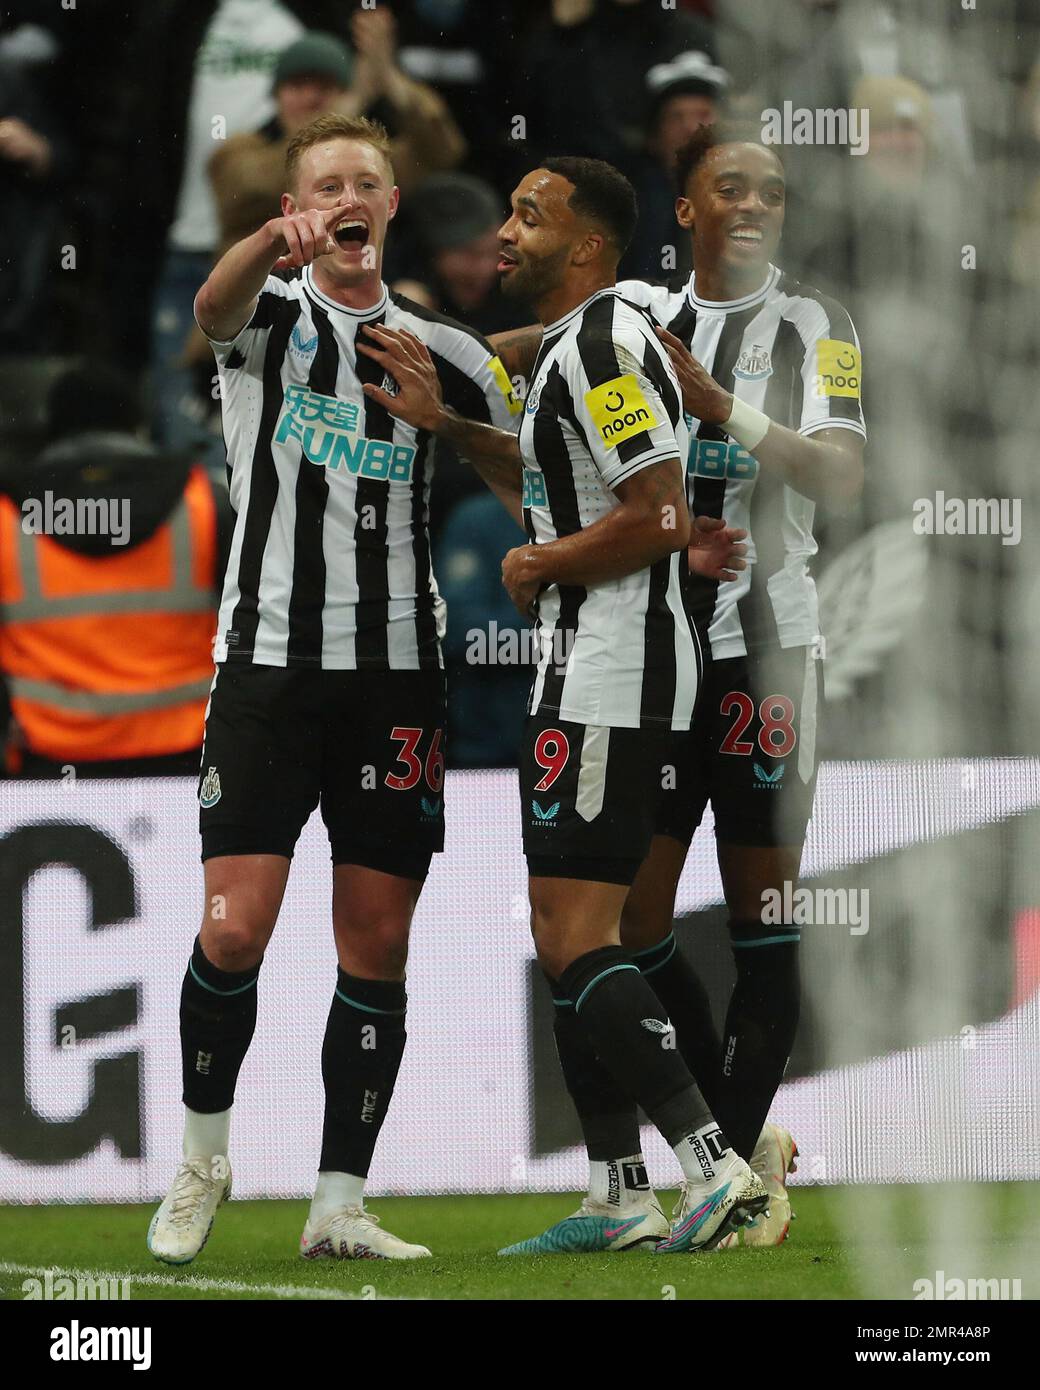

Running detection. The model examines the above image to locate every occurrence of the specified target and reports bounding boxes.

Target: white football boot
[654,1150,769,1254]
[300,1207,431,1261]
[717,1123,799,1248]
[147,1156,231,1265]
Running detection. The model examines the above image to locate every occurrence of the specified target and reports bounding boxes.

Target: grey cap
[273,32,353,90]
[409,174,502,251]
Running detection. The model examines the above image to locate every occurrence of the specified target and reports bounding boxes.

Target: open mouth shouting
[333,217,370,251]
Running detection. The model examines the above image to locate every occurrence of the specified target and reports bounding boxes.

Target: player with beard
[359,155,770,1254]
[476,125,866,1252]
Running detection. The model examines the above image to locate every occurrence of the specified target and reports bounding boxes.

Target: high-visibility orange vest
[0,465,218,762]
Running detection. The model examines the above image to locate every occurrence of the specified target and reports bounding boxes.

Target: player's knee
[338,912,411,977]
[200,921,266,973]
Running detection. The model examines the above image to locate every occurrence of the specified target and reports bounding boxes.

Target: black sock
[558,946,715,1148]
[719,919,801,1160]
[318,970,407,1177]
[545,974,640,1161]
[180,935,261,1112]
[634,933,724,1119]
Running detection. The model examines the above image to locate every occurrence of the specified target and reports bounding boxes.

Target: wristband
[722,396,771,452]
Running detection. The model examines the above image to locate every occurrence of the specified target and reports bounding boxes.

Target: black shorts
[519,716,680,886]
[655,645,822,849]
[198,664,446,878]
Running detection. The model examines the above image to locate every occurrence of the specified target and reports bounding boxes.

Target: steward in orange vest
[0,372,231,777]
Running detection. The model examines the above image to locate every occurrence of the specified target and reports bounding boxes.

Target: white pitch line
[0,1261,406,1301]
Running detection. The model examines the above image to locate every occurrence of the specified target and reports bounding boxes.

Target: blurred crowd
[1,0,1039,777]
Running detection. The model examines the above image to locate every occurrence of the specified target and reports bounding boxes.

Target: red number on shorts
[719,691,797,758]
[425,728,445,793]
[386,727,423,790]
[719,692,755,755]
[758,695,796,758]
[533,728,570,791]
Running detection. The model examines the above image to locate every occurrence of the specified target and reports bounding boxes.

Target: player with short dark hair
[493,127,866,1251]
[359,156,770,1255]
[147,113,519,1266]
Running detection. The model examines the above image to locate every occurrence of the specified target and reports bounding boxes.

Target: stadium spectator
[622,49,729,280]
[182,26,467,405]
[397,174,513,336]
[0,55,71,352]
[435,493,530,769]
[132,1,466,460]
[368,0,529,190]
[143,0,308,457]
[210,22,467,262]
[392,173,531,547]
[0,365,231,780]
[519,0,717,167]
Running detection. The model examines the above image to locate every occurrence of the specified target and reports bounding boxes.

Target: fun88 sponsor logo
[275,384,417,481]
[522,468,548,509]
[687,437,758,482]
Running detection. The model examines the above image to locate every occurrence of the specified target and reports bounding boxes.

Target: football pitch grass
[0,1184,1032,1301]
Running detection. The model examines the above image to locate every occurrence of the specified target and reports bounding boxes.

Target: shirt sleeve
[428,322,524,433]
[614,278,672,324]
[567,319,684,491]
[195,274,297,372]
[793,295,867,440]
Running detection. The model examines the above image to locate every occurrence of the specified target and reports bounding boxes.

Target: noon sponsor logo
[811,340,862,400]
[488,354,523,415]
[584,374,659,448]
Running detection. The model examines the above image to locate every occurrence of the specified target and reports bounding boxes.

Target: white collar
[303,266,388,319]
[542,285,622,337]
[687,264,780,314]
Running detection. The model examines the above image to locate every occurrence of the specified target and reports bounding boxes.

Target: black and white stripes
[519,288,699,731]
[618,264,867,659]
[202,266,519,669]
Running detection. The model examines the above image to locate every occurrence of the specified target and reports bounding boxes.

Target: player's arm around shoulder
[357,322,524,524]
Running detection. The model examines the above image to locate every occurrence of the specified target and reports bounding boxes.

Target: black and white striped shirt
[519,288,698,731]
[203,265,521,668]
[617,264,866,659]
